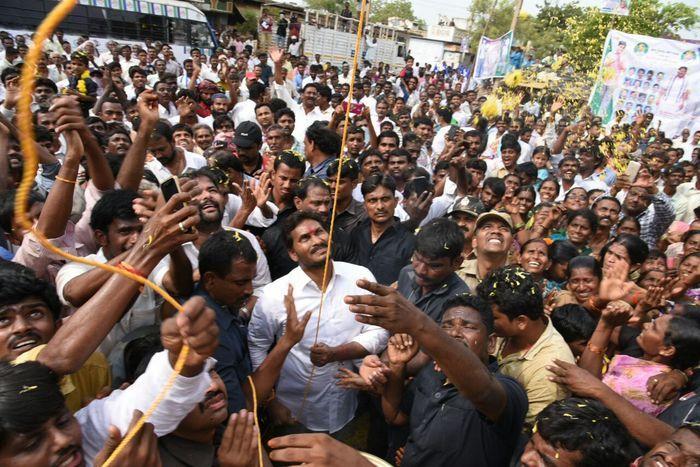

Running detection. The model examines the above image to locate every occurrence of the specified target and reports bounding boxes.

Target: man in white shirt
[270,48,324,143]
[55,190,192,356]
[232,82,265,127]
[145,121,207,184]
[0,296,218,466]
[119,45,140,82]
[249,211,388,434]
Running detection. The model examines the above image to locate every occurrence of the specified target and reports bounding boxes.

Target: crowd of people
[0,23,699,467]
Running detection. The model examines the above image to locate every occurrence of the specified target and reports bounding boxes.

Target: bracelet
[55,176,77,185]
[117,261,146,279]
[586,342,607,356]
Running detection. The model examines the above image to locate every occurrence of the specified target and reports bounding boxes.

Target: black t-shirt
[349,218,415,285]
[400,364,528,467]
[276,18,289,37]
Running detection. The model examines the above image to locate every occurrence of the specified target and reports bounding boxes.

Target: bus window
[190,22,213,48]
[106,10,139,40]
[140,15,168,43]
[169,18,188,44]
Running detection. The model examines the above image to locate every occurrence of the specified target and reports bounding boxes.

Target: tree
[521,1,584,58]
[465,0,517,51]
[370,0,423,27]
[563,0,698,72]
[305,0,344,14]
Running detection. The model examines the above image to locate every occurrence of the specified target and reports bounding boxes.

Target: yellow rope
[14,1,219,465]
[299,0,369,416]
[247,375,263,467]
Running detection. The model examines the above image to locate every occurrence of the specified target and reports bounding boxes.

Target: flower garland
[76,70,90,94]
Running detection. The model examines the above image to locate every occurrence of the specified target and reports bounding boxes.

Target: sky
[413,0,700,37]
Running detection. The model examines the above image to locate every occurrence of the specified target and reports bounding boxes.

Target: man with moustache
[446,196,481,260]
[351,174,415,285]
[144,121,207,183]
[196,231,258,414]
[457,211,513,291]
[262,177,356,280]
[590,196,621,254]
[396,218,469,322]
[249,211,388,436]
[171,169,271,298]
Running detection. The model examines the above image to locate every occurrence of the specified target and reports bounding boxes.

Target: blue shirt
[194,285,251,413]
[305,156,336,180]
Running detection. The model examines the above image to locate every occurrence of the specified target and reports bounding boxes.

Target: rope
[298,0,369,416]
[14,1,238,465]
[247,375,263,467]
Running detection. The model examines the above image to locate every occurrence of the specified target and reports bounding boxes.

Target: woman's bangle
[55,175,77,185]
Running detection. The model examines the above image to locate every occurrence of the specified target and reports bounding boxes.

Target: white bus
[0,0,217,60]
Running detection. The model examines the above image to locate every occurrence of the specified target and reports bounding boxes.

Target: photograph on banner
[589,30,699,137]
[473,31,513,80]
[599,0,630,16]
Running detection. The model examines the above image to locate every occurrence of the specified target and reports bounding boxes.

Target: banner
[589,30,700,138]
[598,0,630,16]
[473,31,513,80]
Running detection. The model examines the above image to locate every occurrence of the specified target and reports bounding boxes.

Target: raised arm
[269,46,284,85]
[579,301,632,378]
[346,281,508,422]
[549,359,674,448]
[116,90,160,191]
[34,98,85,239]
[38,190,201,375]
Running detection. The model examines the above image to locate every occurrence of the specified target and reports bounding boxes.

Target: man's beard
[198,203,224,227]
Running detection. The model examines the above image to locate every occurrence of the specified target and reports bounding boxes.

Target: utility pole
[510,0,524,32]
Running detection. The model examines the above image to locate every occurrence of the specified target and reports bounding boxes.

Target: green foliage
[465,0,516,51]
[305,0,344,14]
[562,0,698,72]
[464,0,697,72]
[238,11,260,37]
[370,0,421,26]
[519,1,584,57]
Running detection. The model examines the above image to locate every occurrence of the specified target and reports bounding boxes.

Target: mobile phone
[161,176,182,203]
[625,160,641,182]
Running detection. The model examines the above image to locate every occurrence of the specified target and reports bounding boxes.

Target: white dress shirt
[248,262,389,433]
[167,226,271,296]
[272,82,325,142]
[77,350,213,464]
[55,249,169,356]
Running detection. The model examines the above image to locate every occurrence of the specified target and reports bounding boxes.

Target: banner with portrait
[473,31,513,80]
[598,0,630,16]
[589,30,700,137]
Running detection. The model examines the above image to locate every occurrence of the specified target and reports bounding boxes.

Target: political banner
[598,0,630,16]
[473,31,513,80]
[589,30,700,137]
